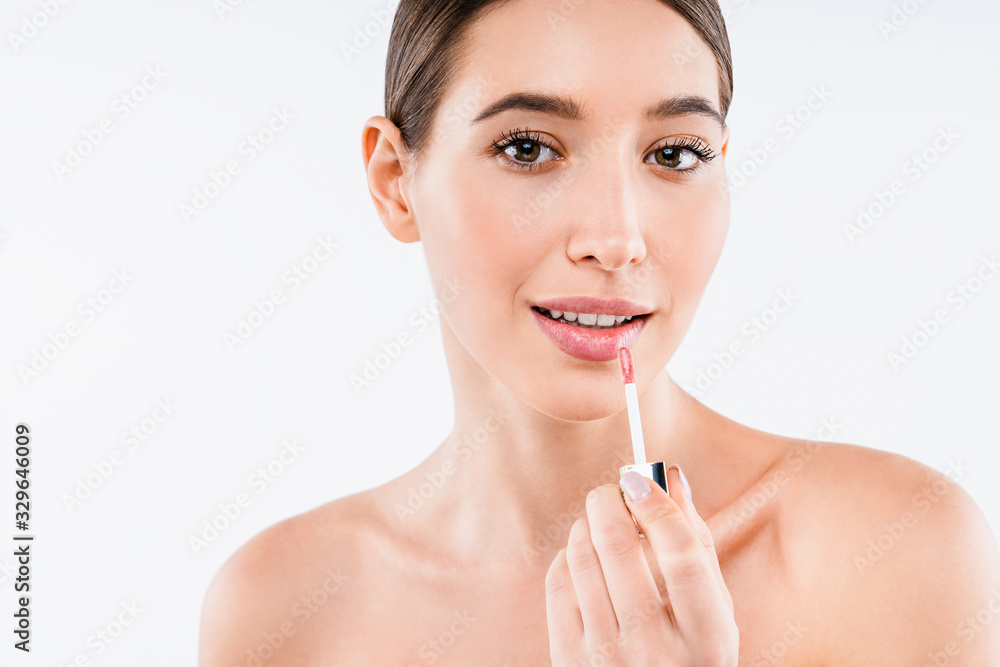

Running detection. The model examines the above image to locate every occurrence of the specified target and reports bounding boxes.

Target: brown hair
[384,0,733,162]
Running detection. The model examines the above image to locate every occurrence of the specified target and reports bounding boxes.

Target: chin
[519,380,624,422]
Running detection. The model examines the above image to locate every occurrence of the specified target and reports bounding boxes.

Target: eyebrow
[470,91,725,127]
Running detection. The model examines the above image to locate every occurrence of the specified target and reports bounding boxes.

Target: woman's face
[403,0,730,420]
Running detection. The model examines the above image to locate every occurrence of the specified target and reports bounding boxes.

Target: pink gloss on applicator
[618,346,646,468]
[618,347,668,514]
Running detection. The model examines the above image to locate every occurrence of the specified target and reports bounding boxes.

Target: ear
[719,124,730,159]
[361,116,420,243]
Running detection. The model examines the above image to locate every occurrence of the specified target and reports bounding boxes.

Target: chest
[345,583,554,666]
[725,557,820,665]
[298,554,826,666]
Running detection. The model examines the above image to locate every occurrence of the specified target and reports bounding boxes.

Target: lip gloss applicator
[618,346,668,525]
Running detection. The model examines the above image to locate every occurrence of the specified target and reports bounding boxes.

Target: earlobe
[361,116,421,243]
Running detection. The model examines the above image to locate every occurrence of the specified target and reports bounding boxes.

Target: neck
[392,320,713,576]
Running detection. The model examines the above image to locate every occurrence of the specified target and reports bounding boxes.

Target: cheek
[416,161,542,319]
[650,178,729,297]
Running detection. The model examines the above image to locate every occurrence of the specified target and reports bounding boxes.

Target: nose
[565,156,647,271]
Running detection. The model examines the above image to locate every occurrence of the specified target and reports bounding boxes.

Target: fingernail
[622,470,651,502]
[676,465,692,503]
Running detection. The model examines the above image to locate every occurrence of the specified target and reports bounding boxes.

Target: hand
[545,466,738,666]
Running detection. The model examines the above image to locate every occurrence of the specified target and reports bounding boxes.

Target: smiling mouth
[531,306,649,330]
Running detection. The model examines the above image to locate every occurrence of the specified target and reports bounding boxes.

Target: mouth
[531,306,649,330]
[529,302,652,362]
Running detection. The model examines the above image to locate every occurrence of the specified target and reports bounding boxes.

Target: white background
[0,0,997,663]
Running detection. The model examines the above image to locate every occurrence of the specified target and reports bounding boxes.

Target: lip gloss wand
[617,346,668,525]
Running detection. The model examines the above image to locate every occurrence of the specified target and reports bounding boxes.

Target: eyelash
[488,127,719,174]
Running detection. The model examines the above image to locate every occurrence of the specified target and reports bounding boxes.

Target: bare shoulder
[197,491,377,665]
[774,440,1000,664]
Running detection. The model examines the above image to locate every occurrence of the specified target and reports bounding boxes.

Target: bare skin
[199,1,1000,664]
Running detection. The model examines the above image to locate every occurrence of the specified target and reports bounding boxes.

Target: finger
[545,547,584,654]
[585,484,665,632]
[666,465,733,613]
[621,470,729,639]
[564,516,619,640]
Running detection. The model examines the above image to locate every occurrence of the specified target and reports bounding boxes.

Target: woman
[200,0,1000,664]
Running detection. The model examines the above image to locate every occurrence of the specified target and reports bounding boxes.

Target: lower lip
[530,308,649,362]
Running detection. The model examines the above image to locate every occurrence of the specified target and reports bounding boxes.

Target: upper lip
[532,296,653,317]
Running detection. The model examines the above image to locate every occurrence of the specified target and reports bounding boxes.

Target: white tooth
[563,312,578,322]
[577,313,598,325]
[549,310,563,319]
[615,315,626,324]
[625,315,633,321]
[596,314,616,326]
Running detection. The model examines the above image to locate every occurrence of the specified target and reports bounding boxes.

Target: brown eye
[505,140,542,163]
[491,130,561,172]
[649,146,698,170]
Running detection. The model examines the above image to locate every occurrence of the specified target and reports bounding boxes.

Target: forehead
[442,0,721,126]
